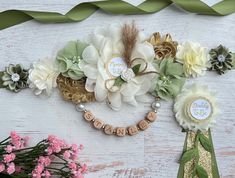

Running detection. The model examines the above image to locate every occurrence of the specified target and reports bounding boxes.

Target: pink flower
[22,136,30,147]
[0,163,5,173]
[70,153,78,161]
[38,156,51,167]
[7,162,15,174]
[79,144,84,150]
[42,170,51,178]
[35,164,44,174]
[68,162,77,171]
[81,164,88,173]
[5,145,14,153]
[71,144,78,153]
[32,170,42,178]
[63,150,71,159]
[10,131,21,148]
[15,166,23,173]
[3,153,16,163]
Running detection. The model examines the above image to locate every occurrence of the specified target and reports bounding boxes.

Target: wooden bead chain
[75,100,161,137]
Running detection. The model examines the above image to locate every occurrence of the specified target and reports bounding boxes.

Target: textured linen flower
[28,58,59,95]
[79,23,156,110]
[153,57,185,100]
[174,84,218,132]
[56,40,88,80]
[176,41,210,77]
[1,64,28,92]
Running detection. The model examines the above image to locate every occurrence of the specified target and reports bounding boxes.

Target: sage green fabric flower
[1,64,28,92]
[153,57,185,100]
[209,45,233,75]
[56,40,88,80]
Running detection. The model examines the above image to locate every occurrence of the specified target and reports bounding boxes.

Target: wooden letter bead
[116,127,126,137]
[84,111,95,122]
[146,111,157,122]
[138,120,149,130]
[128,125,139,136]
[93,119,104,129]
[104,124,114,135]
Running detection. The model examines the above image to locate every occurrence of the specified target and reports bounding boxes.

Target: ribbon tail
[177,129,220,178]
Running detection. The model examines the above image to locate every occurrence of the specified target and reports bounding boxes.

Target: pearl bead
[76,103,85,112]
[152,101,161,110]
[11,73,20,82]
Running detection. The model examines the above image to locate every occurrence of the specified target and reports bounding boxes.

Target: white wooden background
[0,0,235,177]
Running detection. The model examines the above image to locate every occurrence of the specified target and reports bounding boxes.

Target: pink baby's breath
[3,153,16,163]
[4,145,13,153]
[0,163,5,172]
[6,162,15,174]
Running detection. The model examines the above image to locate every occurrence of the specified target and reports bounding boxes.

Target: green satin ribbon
[0,0,235,30]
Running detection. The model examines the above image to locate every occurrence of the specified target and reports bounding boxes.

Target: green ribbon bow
[0,0,235,30]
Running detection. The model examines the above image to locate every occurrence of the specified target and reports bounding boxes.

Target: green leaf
[114,77,125,87]
[196,165,208,178]
[180,148,197,164]
[0,71,4,88]
[199,133,212,152]
[232,53,235,69]
[132,64,141,74]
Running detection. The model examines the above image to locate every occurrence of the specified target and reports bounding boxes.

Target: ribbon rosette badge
[174,84,218,132]
[174,84,220,178]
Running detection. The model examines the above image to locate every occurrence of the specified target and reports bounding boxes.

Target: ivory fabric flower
[176,41,210,77]
[174,84,218,132]
[28,58,59,95]
[79,24,156,110]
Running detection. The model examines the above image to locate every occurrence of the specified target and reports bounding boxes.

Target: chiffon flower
[79,24,156,110]
[28,58,59,95]
[174,84,218,132]
[176,41,210,77]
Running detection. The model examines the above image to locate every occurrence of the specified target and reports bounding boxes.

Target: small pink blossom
[79,144,84,150]
[81,164,88,173]
[68,162,77,171]
[0,163,5,172]
[35,164,44,174]
[5,145,14,153]
[32,170,42,178]
[42,170,51,178]
[7,162,15,174]
[3,153,16,163]
[38,156,51,167]
[71,144,78,153]
[63,150,71,159]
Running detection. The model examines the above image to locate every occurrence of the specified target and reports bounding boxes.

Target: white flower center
[217,54,225,62]
[121,68,135,82]
[188,98,212,122]
[107,57,127,77]
[11,73,20,82]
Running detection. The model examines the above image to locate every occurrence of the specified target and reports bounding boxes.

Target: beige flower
[176,41,210,77]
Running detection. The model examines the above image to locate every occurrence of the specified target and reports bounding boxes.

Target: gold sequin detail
[184,131,212,178]
[57,75,95,104]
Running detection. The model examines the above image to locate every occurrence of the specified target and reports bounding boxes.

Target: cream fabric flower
[80,24,156,110]
[28,58,59,95]
[176,41,210,77]
[174,84,218,132]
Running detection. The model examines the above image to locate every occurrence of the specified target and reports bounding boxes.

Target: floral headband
[1,22,234,178]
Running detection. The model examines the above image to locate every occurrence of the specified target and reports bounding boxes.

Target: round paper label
[189,98,212,121]
[107,57,127,77]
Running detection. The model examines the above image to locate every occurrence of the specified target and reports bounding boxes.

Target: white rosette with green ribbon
[174,84,220,178]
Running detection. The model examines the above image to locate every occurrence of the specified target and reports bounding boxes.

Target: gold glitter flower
[149,32,178,60]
